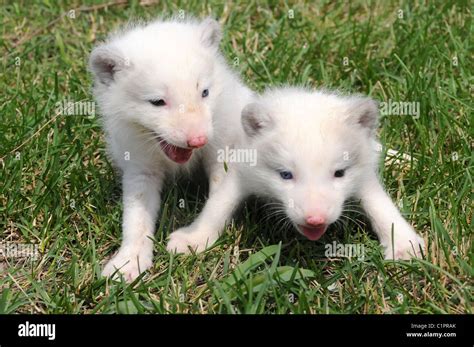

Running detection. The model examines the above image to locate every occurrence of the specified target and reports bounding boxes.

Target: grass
[0,0,472,314]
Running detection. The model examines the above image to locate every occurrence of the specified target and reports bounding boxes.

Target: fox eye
[334,169,345,178]
[149,99,166,107]
[279,171,294,180]
[202,89,209,98]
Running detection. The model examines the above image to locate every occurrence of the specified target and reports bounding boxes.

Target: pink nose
[306,215,326,226]
[187,135,208,148]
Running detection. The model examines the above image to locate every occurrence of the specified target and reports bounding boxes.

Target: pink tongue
[161,142,193,164]
[301,225,327,241]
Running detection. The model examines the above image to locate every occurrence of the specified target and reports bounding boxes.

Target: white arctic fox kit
[167,87,425,260]
[89,18,253,281]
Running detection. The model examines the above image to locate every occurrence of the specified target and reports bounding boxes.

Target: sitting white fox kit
[167,88,425,260]
[89,18,253,281]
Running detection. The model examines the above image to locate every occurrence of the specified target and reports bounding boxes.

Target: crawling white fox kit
[89,18,253,281]
[167,88,425,260]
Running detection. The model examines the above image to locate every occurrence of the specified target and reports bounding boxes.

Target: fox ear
[200,17,222,48]
[241,102,274,137]
[89,45,129,85]
[346,97,379,133]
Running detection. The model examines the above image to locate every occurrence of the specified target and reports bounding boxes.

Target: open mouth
[298,224,328,241]
[157,137,194,164]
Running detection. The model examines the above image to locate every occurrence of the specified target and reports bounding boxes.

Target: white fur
[168,87,425,260]
[90,18,253,281]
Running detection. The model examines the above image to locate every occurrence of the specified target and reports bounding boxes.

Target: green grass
[0,0,472,314]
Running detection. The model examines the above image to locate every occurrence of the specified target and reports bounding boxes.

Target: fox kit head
[241,88,380,241]
[89,18,223,164]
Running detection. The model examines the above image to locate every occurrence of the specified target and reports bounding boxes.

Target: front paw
[383,229,425,260]
[102,249,153,282]
[166,226,216,255]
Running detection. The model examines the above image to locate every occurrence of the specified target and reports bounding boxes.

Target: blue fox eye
[334,169,345,178]
[202,89,209,98]
[149,99,166,107]
[279,171,293,180]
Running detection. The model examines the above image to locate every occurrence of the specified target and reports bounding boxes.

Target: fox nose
[306,215,326,226]
[187,135,208,148]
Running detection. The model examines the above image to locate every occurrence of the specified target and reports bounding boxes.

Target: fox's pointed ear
[346,97,379,133]
[200,18,222,48]
[89,45,129,86]
[241,102,274,137]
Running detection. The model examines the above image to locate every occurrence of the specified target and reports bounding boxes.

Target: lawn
[0,0,472,314]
